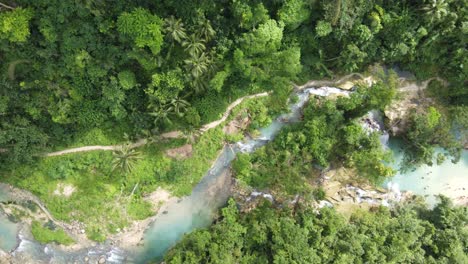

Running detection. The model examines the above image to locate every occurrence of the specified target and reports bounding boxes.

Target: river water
[0,84,466,263]
[0,185,18,253]
[385,140,468,206]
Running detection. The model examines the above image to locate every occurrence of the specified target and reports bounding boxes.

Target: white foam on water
[107,248,126,263]
[305,87,350,97]
[237,141,256,153]
[319,200,333,208]
[14,235,32,253]
[262,194,273,201]
[251,191,262,197]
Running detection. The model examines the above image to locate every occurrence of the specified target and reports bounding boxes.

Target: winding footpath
[45,92,269,157]
[44,74,445,157]
[0,73,451,262]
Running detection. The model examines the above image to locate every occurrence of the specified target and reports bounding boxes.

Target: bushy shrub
[31,221,74,245]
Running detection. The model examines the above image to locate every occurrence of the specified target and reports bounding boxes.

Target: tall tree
[184,52,210,78]
[164,16,187,44]
[0,7,33,42]
[111,144,142,174]
[117,8,164,55]
[182,34,206,57]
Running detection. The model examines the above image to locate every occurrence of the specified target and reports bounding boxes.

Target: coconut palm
[421,0,449,23]
[149,103,173,127]
[164,16,187,44]
[167,97,190,117]
[190,77,209,94]
[184,52,210,78]
[182,127,202,144]
[112,145,142,174]
[182,34,206,57]
[196,19,215,42]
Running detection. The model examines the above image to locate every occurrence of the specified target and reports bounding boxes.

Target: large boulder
[384,94,420,136]
[223,116,250,135]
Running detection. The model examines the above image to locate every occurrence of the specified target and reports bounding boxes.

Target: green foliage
[209,70,228,92]
[112,145,142,174]
[242,19,284,55]
[312,187,326,200]
[166,198,468,263]
[192,92,228,124]
[147,69,185,103]
[0,7,33,42]
[233,79,397,194]
[117,8,163,55]
[450,105,468,144]
[316,20,333,37]
[0,0,466,256]
[164,16,187,44]
[0,0,464,167]
[31,221,74,245]
[127,199,153,220]
[231,2,269,29]
[167,128,225,196]
[402,106,461,169]
[0,116,49,164]
[118,71,137,90]
[278,0,311,30]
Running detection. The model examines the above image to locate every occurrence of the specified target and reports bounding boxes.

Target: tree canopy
[165,197,468,264]
[0,0,465,166]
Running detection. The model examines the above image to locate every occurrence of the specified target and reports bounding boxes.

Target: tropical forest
[0,0,466,263]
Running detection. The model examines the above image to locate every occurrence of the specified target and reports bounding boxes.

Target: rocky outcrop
[384,77,448,136]
[223,116,251,135]
[316,167,413,215]
[0,249,11,264]
[384,98,419,136]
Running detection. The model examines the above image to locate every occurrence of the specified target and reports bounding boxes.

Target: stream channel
[0,84,467,263]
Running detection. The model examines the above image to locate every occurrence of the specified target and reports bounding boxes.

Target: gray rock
[98,256,106,264]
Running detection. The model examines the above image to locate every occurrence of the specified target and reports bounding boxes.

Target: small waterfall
[360,110,390,149]
[247,191,274,202]
[386,182,402,202]
[304,87,351,97]
[1,85,359,263]
[379,132,390,149]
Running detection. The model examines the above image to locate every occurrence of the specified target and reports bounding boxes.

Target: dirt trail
[45,139,147,157]
[398,77,447,92]
[200,92,269,131]
[43,75,445,157]
[294,73,366,90]
[45,92,269,157]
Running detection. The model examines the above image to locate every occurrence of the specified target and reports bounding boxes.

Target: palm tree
[182,127,202,144]
[164,16,187,44]
[196,19,215,42]
[184,52,210,78]
[148,103,173,127]
[421,0,449,23]
[190,77,209,94]
[112,144,142,174]
[182,34,206,57]
[167,97,190,117]
[164,16,187,60]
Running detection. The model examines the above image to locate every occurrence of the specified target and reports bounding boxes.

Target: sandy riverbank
[107,188,177,249]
